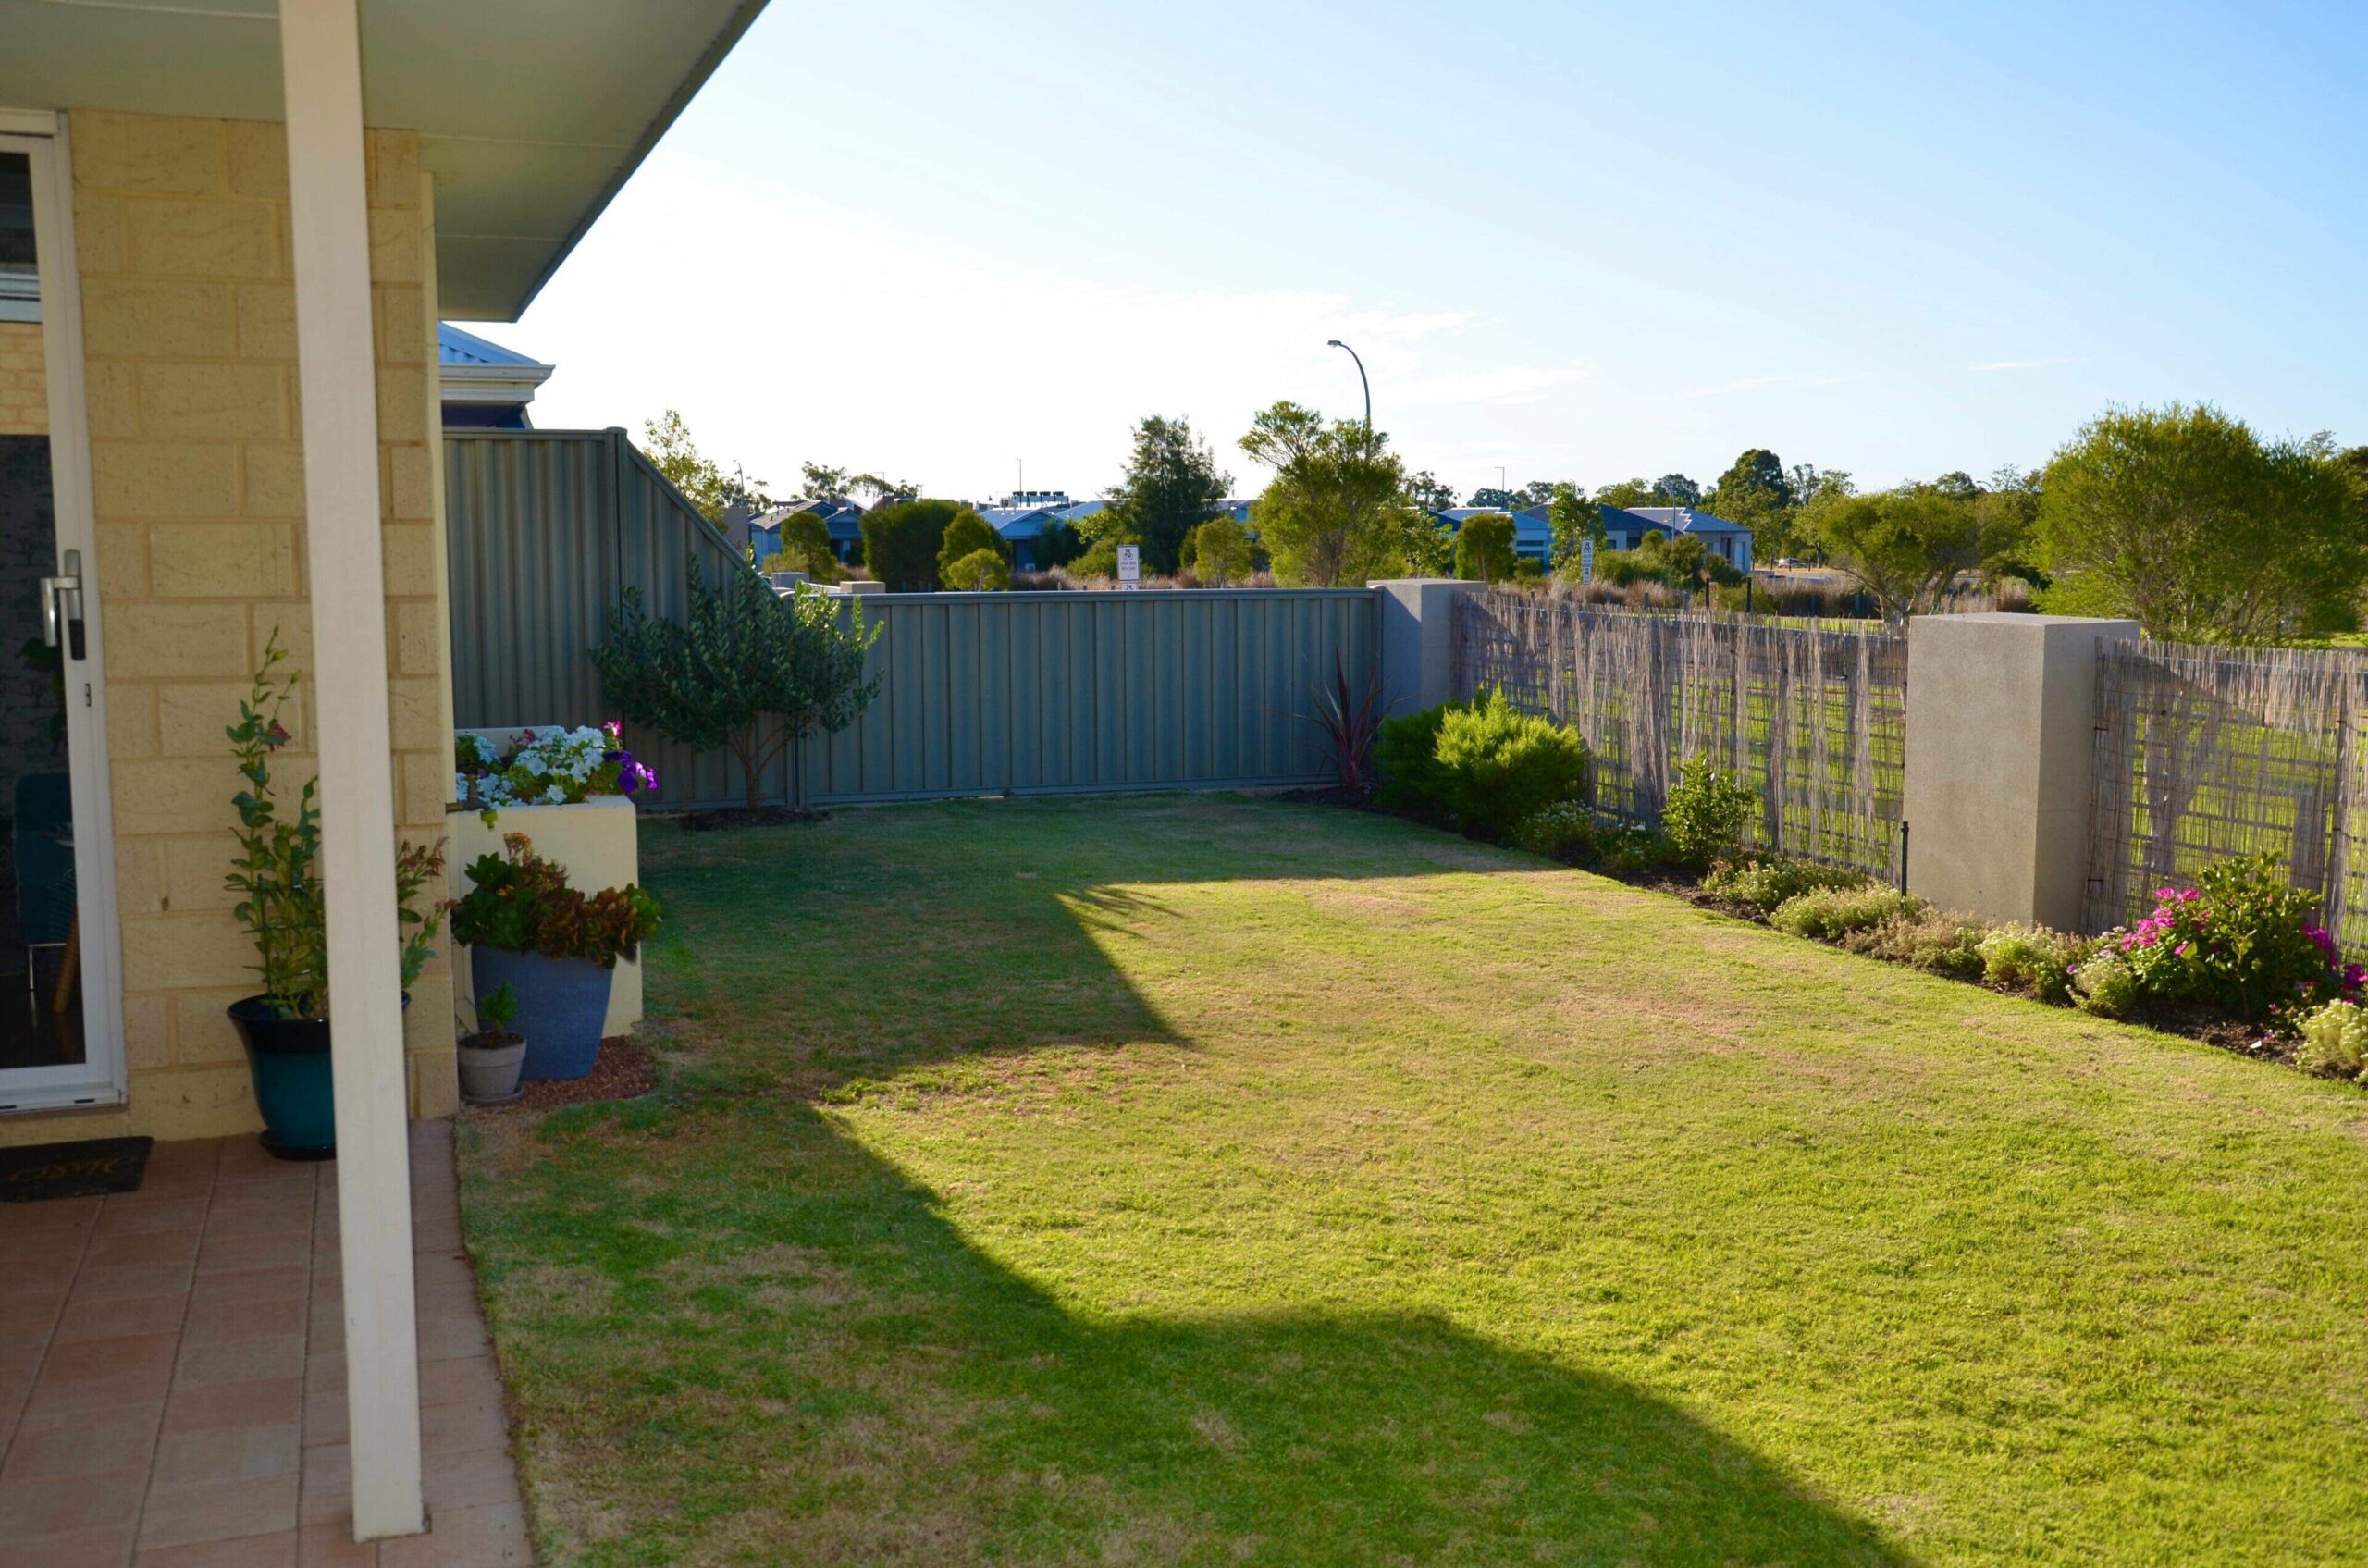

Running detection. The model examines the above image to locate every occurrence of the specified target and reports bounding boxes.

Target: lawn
[457,794,2368,1567]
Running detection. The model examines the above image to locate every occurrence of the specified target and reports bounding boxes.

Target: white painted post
[278,0,426,1541]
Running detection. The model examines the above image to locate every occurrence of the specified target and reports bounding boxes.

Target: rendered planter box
[453,793,644,1040]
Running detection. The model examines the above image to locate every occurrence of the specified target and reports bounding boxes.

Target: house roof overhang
[0,0,769,320]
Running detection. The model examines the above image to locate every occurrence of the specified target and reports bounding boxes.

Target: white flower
[544,784,565,804]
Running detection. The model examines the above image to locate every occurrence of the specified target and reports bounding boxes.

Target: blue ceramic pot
[470,947,613,1080]
[227,996,334,1160]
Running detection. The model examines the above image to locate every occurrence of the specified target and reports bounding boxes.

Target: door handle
[41,548,83,661]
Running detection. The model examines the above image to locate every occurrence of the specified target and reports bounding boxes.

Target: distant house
[982,505,1062,570]
[437,323,553,429]
[1604,506,1754,571]
[748,496,868,564]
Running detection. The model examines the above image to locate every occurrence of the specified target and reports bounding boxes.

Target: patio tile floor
[0,1122,529,1565]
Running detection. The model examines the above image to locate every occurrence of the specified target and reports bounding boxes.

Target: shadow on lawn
[505,1092,1917,1567]
[515,798,1916,1561]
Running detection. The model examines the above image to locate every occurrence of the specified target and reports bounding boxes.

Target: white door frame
[0,111,129,1115]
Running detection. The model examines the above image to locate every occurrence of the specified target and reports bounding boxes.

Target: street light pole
[1326,339,1371,432]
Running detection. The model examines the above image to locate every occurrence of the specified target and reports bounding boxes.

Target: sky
[504,0,2366,506]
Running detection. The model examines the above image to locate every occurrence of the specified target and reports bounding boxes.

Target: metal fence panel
[2083,641,2368,953]
[1452,589,1906,877]
[789,589,1377,804]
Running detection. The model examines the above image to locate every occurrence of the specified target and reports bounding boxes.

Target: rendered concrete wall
[1372,578,1481,717]
[1903,613,2138,929]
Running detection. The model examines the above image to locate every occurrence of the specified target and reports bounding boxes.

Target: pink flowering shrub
[2101,852,2361,1021]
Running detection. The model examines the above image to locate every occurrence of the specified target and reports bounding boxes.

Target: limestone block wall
[0,109,458,1144]
[0,322,44,435]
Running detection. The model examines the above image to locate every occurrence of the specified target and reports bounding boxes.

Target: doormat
[0,1136,153,1201]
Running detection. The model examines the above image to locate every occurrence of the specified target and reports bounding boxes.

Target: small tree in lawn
[593,560,881,810]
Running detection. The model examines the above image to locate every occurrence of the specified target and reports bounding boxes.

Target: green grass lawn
[458,795,2368,1567]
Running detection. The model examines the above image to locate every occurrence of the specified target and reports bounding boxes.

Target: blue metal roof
[437,322,545,368]
[981,506,1055,539]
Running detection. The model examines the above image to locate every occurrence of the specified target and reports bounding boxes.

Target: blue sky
[512,0,2364,504]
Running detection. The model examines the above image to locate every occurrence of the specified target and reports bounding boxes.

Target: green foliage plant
[2072,948,2140,1018]
[2101,854,2355,1021]
[1661,758,1758,872]
[451,833,661,968]
[1428,692,1592,842]
[861,498,974,592]
[1190,517,1255,586]
[593,560,882,810]
[226,631,448,1019]
[1770,884,1928,942]
[936,511,1011,585]
[1978,924,2090,1005]
[943,548,1012,591]
[473,982,520,1041]
[1700,857,1870,919]
[2293,1000,2368,1079]
[1453,512,1517,582]
[1511,800,1597,860]
[1095,415,1232,571]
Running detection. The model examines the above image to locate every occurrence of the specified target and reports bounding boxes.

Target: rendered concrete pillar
[1903,613,2139,930]
[1370,578,1482,717]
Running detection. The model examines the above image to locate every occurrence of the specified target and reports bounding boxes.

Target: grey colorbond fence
[1453,589,1906,877]
[2083,640,2368,955]
[445,427,766,811]
[796,589,1379,804]
[446,429,1377,808]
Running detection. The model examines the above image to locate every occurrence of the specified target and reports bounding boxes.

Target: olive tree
[593,560,881,809]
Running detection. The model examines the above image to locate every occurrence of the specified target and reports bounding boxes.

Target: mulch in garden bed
[677,805,829,833]
[484,1037,658,1113]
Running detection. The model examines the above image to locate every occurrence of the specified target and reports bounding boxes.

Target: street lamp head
[1326,339,1343,348]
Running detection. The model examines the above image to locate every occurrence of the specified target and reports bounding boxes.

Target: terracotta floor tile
[415,1356,501,1409]
[69,1260,197,1305]
[0,1462,149,1536]
[196,1231,312,1276]
[0,1403,160,1482]
[83,1230,202,1273]
[92,1197,208,1238]
[180,1293,304,1348]
[53,1290,192,1343]
[26,1330,179,1414]
[160,1376,304,1437]
[150,1422,301,1487]
[422,1442,522,1513]
[136,1529,299,1566]
[298,1442,351,1527]
[0,1194,103,1232]
[301,1389,348,1448]
[187,1266,310,1310]
[418,1397,507,1455]
[377,1500,530,1567]
[136,1472,300,1551]
[297,1522,380,1566]
[0,1291,65,1337]
[174,1335,307,1389]
[204,1202,316,1241]
[0,1524,139,1568]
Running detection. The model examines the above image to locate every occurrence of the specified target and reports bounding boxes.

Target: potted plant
[457,982,527,1105]
[224,634,449,1158]
[452,833,660,1081]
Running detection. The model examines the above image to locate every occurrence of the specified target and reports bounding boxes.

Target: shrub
[2293,1000,2368,1079]
[936,511,1011,585]
[1844,908,1990,981]
[1190,517,1254,586]
[1453,512,1516,582]
[2102,853,2361,1019]
[1431,692,1591,841]
[1701,857,1871,918]
[593,559,881,810]
[1770,883,1927,942]
[1979,923,2089,1005]
[2072,947,2139,1018]
[1072,537,1126,580]
[1375,693,1590,842]
[457,722,655,818]
[1597,821,1676,876]
[451,833,661,968]
[1511,800,1596,860]
[861,498,973,591]
[1308,652,1383,792]
[943,548,1012,591]
[1661,759,1758,872]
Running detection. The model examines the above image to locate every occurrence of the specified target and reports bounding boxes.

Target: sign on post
[1116,545,1141,590]
[1580,536,1595,585]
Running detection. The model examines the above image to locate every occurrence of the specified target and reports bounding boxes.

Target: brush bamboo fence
[1453,590,1906,876]
[2083,640,2368,954]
